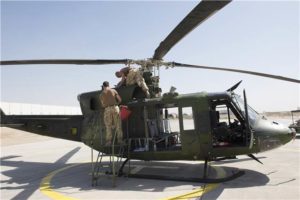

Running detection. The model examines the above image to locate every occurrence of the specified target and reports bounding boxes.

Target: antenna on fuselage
[227,80,242,92]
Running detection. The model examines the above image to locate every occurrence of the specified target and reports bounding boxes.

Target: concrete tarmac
[1,127,299,200]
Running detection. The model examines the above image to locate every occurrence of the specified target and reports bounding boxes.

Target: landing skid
[127,171,244,183]
[118,158,245,183]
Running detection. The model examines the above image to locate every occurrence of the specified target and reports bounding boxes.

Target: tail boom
[1,109,83,142]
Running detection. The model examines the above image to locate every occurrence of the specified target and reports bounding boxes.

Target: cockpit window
[215,104,239,125]
[232,94,259,125]
[211,101,245,147]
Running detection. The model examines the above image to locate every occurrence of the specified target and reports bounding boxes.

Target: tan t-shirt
[100,88,119,108]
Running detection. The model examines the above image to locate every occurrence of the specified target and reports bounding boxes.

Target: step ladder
[91,140,128,187]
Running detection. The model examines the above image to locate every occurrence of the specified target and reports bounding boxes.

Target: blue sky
[1,1,299,112]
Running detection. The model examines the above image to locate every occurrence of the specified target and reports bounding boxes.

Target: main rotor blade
[153,0,231,60]
[173,62,300,84]
[0,59,130,66]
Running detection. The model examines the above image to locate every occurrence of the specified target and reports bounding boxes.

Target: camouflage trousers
[103,106,123,144]
[126,68,149,93]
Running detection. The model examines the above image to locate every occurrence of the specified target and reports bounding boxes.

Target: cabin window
[90,97,101,111]
[182,107,195,130]
[161,107,180,133]
[90,98,97,110]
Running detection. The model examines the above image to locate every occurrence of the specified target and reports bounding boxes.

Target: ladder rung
[91,139,129,187]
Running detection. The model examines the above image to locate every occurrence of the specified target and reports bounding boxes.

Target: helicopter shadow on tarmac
[0,147,81,200]
[202,156,297,200]
[2,147,289,200]
[41,157,271,199]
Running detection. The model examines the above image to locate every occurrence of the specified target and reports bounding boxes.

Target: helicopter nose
[255,120,294,152]
[272,122,294,145]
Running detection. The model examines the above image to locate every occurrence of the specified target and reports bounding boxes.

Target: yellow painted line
[161,184,219,200]
[39,161,227,200]
[161,165,226,200]
[40,164,82,200]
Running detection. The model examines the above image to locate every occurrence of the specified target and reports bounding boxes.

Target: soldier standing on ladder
[100,81,123,146]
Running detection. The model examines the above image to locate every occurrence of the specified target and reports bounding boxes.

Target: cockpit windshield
[232,94,259,125]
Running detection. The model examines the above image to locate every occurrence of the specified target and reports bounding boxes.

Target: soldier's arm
[116,93,122,104]
[100,95,106,108]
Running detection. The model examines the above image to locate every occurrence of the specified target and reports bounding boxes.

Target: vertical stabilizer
[0,108,6,125]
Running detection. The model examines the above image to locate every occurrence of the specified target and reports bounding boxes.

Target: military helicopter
[0,0,298,183]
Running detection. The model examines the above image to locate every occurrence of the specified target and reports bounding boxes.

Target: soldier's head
[115,71,122,78]
[102,81,109,88]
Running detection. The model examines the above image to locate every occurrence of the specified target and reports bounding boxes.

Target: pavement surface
[1,127,299,200]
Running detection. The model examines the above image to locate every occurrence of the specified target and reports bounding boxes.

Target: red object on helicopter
[120,105,132,120]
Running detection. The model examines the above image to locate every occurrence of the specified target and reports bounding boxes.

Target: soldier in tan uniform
[115,66,150,97]
[100,81,123,145]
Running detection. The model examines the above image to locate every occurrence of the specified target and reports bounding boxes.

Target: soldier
[100,81,123,145]
[115,66,150,97]
[115,70,127,88]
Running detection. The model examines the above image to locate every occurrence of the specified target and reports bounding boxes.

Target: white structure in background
[0,102,82,115]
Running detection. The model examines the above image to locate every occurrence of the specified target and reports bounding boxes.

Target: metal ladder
[91,139,127,187]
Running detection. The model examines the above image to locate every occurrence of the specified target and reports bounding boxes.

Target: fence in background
[0,102,82,115]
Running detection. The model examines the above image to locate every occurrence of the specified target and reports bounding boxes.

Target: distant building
[0,102,81,115]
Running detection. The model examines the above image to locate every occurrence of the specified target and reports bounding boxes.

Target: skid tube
[118,158,245,183]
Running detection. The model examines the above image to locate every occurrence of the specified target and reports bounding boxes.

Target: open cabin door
[210,92,254,153]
